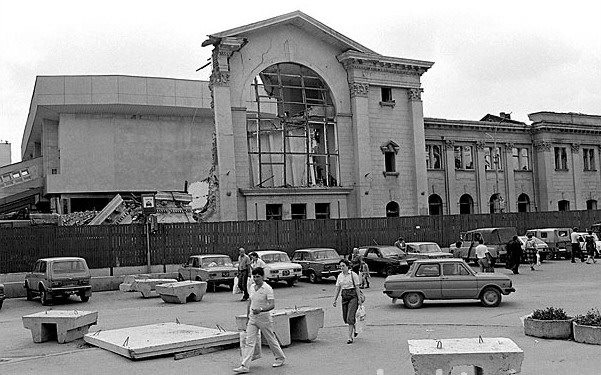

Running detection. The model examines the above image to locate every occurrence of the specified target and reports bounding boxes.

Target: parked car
[358,246,410,276]
[383,258,515,308]
[177,254,237,291]
[0,283,5,310]
[525,228,571,259]
[518,236,551,261]
[291,248,341,283]
[405,242,454,261]
[255,250,302,286]
[24,257,92,306]
[452,227,517,264]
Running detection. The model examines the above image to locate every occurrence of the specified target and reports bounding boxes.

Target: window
[266,204,283,220]
[512,147,530,170]
[291,204,307,220]
[484,147,502,170]
[416,264,440,277]
[558,200,570,211]
[517,193,530,212]
[454,145,474,170]
[554,147,568,170]
[428,194,443,215]
[51,168,58,175]
[426,144,442,169]
[315,203,330,219]
[442,263,470,276]
[489,193,504,213]
[381,87,393,102]
[583,148,596,171]
[459,194,474,214]
[247,63,338,188]
[386,201,399,217]
[385,152,396,172]
[587,200,598,210]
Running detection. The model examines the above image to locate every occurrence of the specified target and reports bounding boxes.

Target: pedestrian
[237,247,251,301]
[506,236,523,274]
[332,259,362,344]
[359,259,370,289]
[394,237,407,252]
[585,230,597,264]
[249,252,267,271]
[570,227,584,263]
[234,267,285,373]
[524,233,537,271]
[474,239,490,273]
[350,247,362,274]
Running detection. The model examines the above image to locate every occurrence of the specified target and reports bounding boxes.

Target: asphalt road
[1,260,601,375]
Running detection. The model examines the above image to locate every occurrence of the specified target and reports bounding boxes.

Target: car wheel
[286,279,296,287]
[402,292,424,309]
[40,287,51,306]
[25,284,34,301]
[177,274,184,282]
[480,287,502,307]
[80,293,90,303]
[385,266,395,276]
[308,271,320,284]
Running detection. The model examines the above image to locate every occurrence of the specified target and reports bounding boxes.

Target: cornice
[239,187,354,196]
[533,140,552,152]
[337,51,433,77]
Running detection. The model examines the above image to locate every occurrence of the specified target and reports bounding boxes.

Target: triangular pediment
[381,140,400,154]
[202,10,376,54]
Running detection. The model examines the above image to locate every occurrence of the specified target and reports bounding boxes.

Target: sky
[1,0,600,162]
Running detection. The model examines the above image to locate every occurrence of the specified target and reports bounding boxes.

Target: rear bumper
[502,287,516,295]
[267,274,300,282]
[47,285,92,296]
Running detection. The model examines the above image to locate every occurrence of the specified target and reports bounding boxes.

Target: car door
[28,260,42,288]
[364,248,383,274]
[292,251,308,275]
[190,257,202,280]
[180,257,194,280]
[440,262,478,298]
[413,263,442,298]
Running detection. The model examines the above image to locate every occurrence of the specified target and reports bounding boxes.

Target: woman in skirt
[524,233,537,271]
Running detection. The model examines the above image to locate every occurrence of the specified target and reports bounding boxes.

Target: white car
[255,250,302,287]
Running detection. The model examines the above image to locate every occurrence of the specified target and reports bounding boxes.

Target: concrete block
[22,310,98,344]
[235,307,324,347]
[131,279,177,298]
[92,276,124,292]
[156,281,207,304]
[407,337,523,375]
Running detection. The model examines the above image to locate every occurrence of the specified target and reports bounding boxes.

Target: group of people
[234,247,366,373]
[570,227,598,264]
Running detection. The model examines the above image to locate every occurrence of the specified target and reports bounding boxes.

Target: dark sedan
[358,246,410,276]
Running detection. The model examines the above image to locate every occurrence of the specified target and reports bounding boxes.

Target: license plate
[283,270,290,276]
[222,272,229,277]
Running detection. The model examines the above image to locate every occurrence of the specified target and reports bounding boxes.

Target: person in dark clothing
[585,230,597,264]
[506,236,523,274]
[350,248,363,274]
[237,247,251,301]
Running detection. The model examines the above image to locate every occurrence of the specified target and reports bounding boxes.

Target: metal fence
[2,210,601,273]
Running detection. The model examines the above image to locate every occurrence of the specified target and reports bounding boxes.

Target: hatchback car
[24,257,92,305]
[405,242,454,261]
[383,258,515,308]
[453,227,517,264]
[177,254,237,291]
[291,248,341,283]
[255,250,302,286]
[358,246,410,276]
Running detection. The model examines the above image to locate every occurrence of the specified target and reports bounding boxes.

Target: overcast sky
[1,0,600,162]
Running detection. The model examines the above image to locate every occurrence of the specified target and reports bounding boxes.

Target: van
[452,227,517,264]
[525,228,571,259]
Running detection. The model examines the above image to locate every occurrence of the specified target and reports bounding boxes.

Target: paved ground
[1,259,601,374]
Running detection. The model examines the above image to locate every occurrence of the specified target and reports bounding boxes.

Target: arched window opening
[459,194,474,215]
[386,201,400,217]
[247,63,338,188]
[517,193,530,212]
[587,199,597,210]
[558,200,570,211]
[489,193,504,213]
[428,194,443,215]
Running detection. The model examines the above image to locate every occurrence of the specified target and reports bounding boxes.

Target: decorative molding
[349,83,369,98]
[504,142,515,151]
[380,140,400,154]
[239,187,353,196]
[444,139,455,147]
[475,140,487,150]
[533,140,552,152]
[407,88,423,101]
[571,143,581,153]
[209,71,230,87]
[338,54,432,77]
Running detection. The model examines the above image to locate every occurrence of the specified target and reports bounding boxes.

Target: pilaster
[533,140,552,211]
[408,88,428,215]
[504,143,516,212]
[443,140,457,214]
[475,141,488,213]
[571,143,582,210]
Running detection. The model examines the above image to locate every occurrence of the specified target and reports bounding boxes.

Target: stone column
[571,143,582,210]
[533,141,552,211]
[209,38,244,221]
[504,143,516,212]
[475,141,488,214]
[348,82,373,217]
[443,140,457,214]
[408,88,429,215]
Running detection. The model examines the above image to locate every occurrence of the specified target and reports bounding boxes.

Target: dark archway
[386,201,399,217]
[459,194,473,214]
[489,193,503,213]
[517,193,530,212]
[558,200,570,211]
[587,199,598,210]
[428,194,443,215]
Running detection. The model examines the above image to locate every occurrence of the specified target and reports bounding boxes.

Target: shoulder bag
[350,271,366,304]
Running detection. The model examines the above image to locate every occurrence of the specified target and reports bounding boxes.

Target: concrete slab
[22,310,98,344]
[235,307,324,347]
[156,281,207,303]
[130,278,177,298]
[408,337,524,375]
[83,322,239,360]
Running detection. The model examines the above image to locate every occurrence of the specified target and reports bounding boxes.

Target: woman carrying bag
[332,259,363,344]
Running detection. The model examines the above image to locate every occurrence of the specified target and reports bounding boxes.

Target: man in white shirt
[475,239,490,273]
[570,227,584,263]
[234,267,285,374]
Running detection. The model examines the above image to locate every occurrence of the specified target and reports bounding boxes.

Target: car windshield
[418,243,442,253]
[261,253,291,263]
[313,250,339,260]
[479,228,516,244]
[380,247,402,257]
[201,256,233,267]
[52,261,86,274]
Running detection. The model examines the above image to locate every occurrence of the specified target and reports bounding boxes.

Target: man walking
[585,230,597,264]
[234,267,285,373]
[570,227,584,263]
[506,236,523,274]
[238,247,251,301]
[475,239,490,273]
